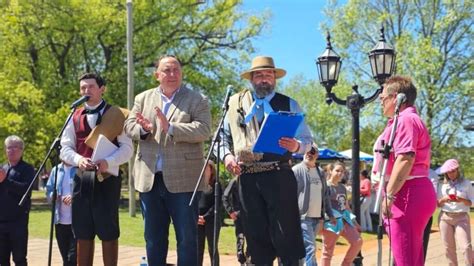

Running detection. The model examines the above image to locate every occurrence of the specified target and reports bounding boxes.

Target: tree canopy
[315,0,473,175]
[0,0,266,166]
[0,0,472,177]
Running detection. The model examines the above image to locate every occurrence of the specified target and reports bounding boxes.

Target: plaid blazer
[124,86,211,193]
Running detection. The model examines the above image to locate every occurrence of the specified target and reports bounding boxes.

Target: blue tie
[244,97,274,124]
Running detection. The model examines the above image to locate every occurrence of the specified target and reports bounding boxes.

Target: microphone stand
[19,107,78,266]
[190,87,232,266]
[373,105,403,266]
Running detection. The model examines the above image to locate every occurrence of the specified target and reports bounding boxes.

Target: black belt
[240,161,290,174]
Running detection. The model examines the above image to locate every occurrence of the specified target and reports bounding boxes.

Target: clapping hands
[136,113,153,132]
[135,107,169,133]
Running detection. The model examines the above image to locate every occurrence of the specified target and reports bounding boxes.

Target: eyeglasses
[308,148,317,155]
[379,93,395,102]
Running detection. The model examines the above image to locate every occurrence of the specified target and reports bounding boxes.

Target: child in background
[45,162,76,266]
[320,162,363,266]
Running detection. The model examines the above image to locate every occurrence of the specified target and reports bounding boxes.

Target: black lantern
[368,25,396,85]
[316,32,342,91]
[314,24,397,266]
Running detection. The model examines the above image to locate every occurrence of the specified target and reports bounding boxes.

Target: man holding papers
[216,56,312,265]
[60,73,133,266]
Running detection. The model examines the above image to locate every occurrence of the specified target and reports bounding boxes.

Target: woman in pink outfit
[375,76,437,266]
[437,159,473,266]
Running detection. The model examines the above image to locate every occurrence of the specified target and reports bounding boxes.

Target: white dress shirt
[60,101,133,168]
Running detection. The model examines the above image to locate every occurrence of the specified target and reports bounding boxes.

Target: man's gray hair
[4,135,24,149]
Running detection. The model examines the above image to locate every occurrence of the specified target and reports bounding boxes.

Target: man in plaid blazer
[124,55,211,266]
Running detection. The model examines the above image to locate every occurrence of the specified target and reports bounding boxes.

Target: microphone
[70,95,90,109]
[395,93,406,113]
[221,85,233,111]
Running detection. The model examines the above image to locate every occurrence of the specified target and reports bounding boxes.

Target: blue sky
[237,1,474,147]
[239,0,330,83]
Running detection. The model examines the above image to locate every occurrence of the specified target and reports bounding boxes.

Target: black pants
[239,168,305,265]
[197,215,220,266]
[234,218,248,264]
[423,216,433,262]
[72,174,121,240]
[55,224,76,266]
[0,220,28,266]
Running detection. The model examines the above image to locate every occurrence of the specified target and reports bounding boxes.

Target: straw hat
[439,159,459,174]
[240,56,286,80]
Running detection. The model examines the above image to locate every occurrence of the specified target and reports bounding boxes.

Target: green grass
[29,191,238,254]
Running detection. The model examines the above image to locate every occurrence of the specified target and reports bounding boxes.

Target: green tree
[321,0,473,175]
[282,75,385,154]
[0,0,267,166]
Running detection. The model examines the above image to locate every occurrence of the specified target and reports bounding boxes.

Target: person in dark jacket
[293,144,335,266]
[222,177,248,265]
[0,135,35,266]
[197,160,222,266]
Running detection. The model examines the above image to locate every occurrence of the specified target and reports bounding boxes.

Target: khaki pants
[439,212,473,266]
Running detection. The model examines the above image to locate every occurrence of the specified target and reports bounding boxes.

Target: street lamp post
[316,25,396,265]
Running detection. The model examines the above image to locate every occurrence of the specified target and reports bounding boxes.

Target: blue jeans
[301,217,322,266]
[140,173,200,266]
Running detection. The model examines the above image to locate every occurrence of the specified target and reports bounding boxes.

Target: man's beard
[253,82,275,98]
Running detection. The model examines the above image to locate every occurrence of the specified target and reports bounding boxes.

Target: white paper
[91,134,119,176]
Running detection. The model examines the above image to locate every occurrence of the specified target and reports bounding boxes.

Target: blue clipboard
[252,112,304,155]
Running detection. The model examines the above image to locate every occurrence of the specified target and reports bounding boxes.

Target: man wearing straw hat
[217,56,312,265]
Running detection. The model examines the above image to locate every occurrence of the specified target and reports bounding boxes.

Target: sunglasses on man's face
[308,148,317,155]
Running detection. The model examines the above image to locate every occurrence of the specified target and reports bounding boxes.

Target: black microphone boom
[70,95,90,109]
[221,85,233,111]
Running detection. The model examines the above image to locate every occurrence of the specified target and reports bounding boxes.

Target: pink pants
[384,177,436,266]
[320,222,363,266]
[439,212,473,266]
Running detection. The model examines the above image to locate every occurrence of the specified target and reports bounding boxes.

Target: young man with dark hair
[60,73,133,266]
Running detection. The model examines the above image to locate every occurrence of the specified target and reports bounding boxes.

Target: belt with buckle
[240,161,289,174]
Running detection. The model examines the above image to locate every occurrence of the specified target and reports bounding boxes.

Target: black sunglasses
[308,148,317,155]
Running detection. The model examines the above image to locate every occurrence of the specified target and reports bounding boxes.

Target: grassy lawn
[29,191,238,254]
[29,191,473,254]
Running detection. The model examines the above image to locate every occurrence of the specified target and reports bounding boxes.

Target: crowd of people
[0,55,472,266]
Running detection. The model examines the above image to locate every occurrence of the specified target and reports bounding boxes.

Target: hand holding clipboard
[252,112,304,155]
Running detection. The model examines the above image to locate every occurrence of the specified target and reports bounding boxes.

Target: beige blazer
[124,86,211,193]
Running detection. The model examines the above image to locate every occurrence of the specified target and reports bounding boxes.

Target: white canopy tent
[340,149,374,162]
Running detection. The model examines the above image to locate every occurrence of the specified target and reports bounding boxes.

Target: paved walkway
[331,226,469,266]
[23,225,471,265]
